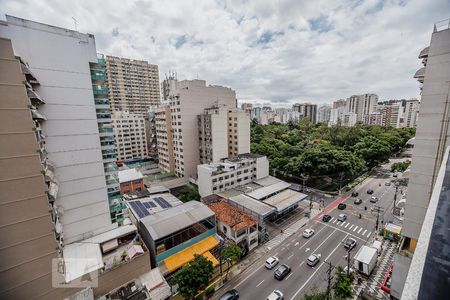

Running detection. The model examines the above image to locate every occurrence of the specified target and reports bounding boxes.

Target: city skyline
[0,0,448,106]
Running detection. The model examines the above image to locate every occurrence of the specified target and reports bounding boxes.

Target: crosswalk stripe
[332,219,337,224]
[358,228,363,234]
[363,229,367,235]
[353,226,358,232]
[345,223,350,228]
[367,231,372,237]
[340,221,345,227]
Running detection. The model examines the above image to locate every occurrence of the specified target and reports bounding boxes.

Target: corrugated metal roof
[140,201,214,240]
[262,189,307,212]
[228,194,275,217]
[82,224,137,244]
[118,168,143,183]
[246,181,291,200]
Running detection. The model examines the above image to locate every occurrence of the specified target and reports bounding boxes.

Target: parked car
[370,196,378,203]
[337,213,347,222]
[351,191,359,197]
[367,189,374,194]
[344,237,357,250]
[303,228,315,238]
[322,214,332,222]
[219,289,239,300]
[267,290,284,300]
[265,256,279,269]
[274,264,291,280]
[385,181,391,186]
[338,203,347,210]
[307,254,321,267]
[393,173,398,177]
[354,198,363,205]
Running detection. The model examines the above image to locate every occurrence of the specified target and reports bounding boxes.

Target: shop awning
[163,235,219,273]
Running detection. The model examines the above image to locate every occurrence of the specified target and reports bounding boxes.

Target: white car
[337,214,347,222]
[265,256,279,269]
[307,253,321,267]
[303,228,315,238]
[267,290,284,300]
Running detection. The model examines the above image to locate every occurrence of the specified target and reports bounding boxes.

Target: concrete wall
[1,16,115,244]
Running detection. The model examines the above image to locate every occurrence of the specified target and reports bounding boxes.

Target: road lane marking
[256,279,264,287]
[286,273,293,280]
[363,229,367,235]
[340,222,345,227]
[289,235,348,300]
[332,219,337,224]
[288,254,294,260]
[358,228,363,234]
[345,223,350,228]
[348,224,354,230]
[353,226,358,232]
[367,231,372,237]
[295,242,299,246]
[314,221,368,242]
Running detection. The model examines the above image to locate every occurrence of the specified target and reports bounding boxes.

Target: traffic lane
[232,224,333,298]
[285,231,350,300]
[324,209,376,240]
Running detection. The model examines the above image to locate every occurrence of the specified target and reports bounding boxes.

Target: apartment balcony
[104,164,118,174]
[97,112,112,123]
[97,53,106,66]
[413,67,425,83]
[92,85,108,96]
[91,70,107,81]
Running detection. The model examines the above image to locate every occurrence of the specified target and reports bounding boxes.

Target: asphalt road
[215,163,403,300]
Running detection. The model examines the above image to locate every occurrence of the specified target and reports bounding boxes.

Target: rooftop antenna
[71,17,78,31]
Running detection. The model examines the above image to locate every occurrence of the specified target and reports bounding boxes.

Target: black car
[274,264,291,280]
[338,203,346,210]
[219,289,239,300]
[351,191,359,197]
[344,238,357,250]
[322,214,332,222]
[354,198,363,205]
[367,189,374,194]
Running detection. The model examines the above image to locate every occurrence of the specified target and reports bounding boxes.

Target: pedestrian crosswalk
[326,217,372,238]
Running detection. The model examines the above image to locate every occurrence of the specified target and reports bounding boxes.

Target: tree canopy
[173,254,214,299]
[251,121,415,190]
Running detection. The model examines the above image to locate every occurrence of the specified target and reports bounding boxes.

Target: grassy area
[170,184,201,203]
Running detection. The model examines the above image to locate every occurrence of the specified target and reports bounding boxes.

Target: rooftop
[208,201,257,232]
[118,168,143,183]
[246,181,291,200]
[262,189,308,212]
[228,194,275,217]
[140,201,215,240]
[125,192,183,219]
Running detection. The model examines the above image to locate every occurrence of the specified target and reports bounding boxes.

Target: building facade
[112,111,148,162]
[197,154,270,197]
[381,103,403,128]
[105,56,160,115]
[404,99,420,128]
[346,94,378,122]
[155,105,175,173]
[364,111,384,125]
[317,105,331,124]
[293,103,317,123]
[158,79,237,178]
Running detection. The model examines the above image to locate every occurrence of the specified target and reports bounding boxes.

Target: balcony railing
[104,165,118,173]
[99,127,113,133]
[97,112,112,119]
[95,99,110,105]
[91,70,106,81]
[92,85,108,96]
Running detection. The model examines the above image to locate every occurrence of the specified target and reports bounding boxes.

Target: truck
[353,245,378,276]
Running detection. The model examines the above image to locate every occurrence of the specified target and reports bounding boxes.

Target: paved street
[214,161,405,300]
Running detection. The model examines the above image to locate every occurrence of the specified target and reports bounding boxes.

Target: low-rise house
[119,168,144,194]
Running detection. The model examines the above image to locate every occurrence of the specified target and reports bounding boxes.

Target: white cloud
[1,0,448,105]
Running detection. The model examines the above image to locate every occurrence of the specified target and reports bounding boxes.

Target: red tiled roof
[208,201,257,232]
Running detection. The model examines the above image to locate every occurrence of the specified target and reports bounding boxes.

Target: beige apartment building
[157,79,237,178]
[155,105,175,173]
[198,106,250,164]
[404,99,420,128]
[112,111,148,162]
[346,93,378,122]
[390,21,450,300]
[105,56,160,115]
[381,102,403,127]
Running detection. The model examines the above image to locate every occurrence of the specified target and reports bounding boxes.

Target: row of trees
[391,160,411,172]
[302,266,354,300]
[251,119,415,190]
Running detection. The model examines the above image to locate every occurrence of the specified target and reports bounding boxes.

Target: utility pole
[393,186,399,214]
[346,247,352,277]
[373,205,384,234]
[325,261,334,300]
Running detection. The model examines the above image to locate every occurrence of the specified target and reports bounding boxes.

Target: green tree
[354,136,391,168]
[301,290,327,300]
[173,254,214,300]
[177,185,200,203]
[332,266,354,299]
[221,244,242,280]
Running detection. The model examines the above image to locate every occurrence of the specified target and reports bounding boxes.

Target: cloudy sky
[1,0,448,106]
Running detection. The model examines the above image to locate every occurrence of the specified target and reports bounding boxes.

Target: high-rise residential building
[157,79,237,178]
[343,112,357,127]
[364,111,384,125]
[241,102,253,115]
[105,55,160,115]
[155,105,175,173]
[404,99,420,128]
[0,15,150,300]
[145,106,158,158]
[346,93,378,122]
[390,21,450,299]
[381,103,403,128]
[332,99,346,109]
[317,105,331,124]
[293,102,317,123]
[227,107,251,157]
[251,106,262,121]
[0,15,120,244]
[329,106,345,126]
[112,111,148,162]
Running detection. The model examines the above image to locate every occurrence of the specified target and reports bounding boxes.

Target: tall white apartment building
[155,105,175,173]
[317,105,332,124]
[381,103,403,128]
[0,15,118,243]
[105,55,160,115]
[329,106,345,126]
[197,154,269,197]
[158,79,236,178]
[404,99,420,128]
[343,112,357,127]
[346,94,378,122]
[112,111,148,162]
[364,111,384,125]
[293,102,317,124]
[227,107,251,157]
